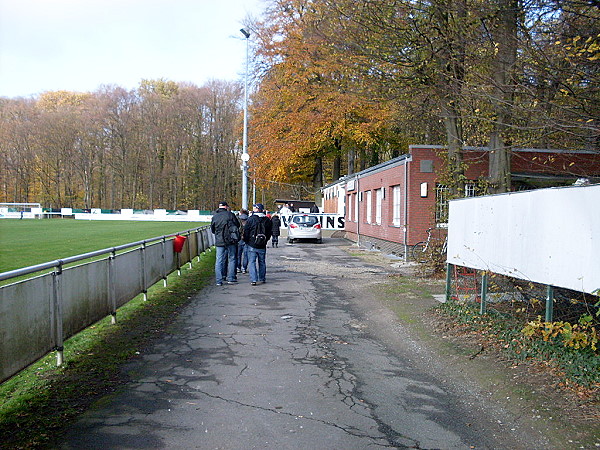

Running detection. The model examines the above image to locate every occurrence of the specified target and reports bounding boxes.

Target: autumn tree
[250,0,401,198]
[252,0,599,194]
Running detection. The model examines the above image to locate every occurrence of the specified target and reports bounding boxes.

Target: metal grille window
[465,183,477,197]
[436,183,477,224]
[435,184,450,224]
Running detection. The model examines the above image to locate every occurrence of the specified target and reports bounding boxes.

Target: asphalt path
[61,238,540,449]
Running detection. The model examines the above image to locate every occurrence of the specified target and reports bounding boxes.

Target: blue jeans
[215,244,237,283]
[237,240,248,271]
[247,246,266,283]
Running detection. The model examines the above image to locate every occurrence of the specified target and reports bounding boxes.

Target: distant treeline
[1,79,244,210]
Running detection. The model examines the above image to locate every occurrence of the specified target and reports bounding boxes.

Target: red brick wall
[341,146,600,248]
[342,161,408,243]
[511,150,600,176]
[406,148,439,244]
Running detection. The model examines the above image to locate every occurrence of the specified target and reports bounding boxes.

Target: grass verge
[0,249,215,449]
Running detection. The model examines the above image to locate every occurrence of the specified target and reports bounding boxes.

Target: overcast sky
[0,0,265,98]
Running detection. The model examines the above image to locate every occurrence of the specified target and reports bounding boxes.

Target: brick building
[323,145,600,256]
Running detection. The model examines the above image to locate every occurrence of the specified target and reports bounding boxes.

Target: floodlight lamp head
[240,28,250,38]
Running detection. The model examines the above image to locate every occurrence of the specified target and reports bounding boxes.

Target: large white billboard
[447,184,600,295]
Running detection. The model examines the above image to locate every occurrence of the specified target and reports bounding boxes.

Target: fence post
[480,272,488,315]
[445,263,453,303]
[187,232,193,269]
[207,228,214,250]
[108,250,117,324]
[198,228,205,258]
[195,228,202,261]
[141,241,148,301]
[161,236,168,287]
[545,285,554,322]
[52,261,64,366]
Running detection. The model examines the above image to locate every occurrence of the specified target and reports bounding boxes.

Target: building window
[355,193,359,222]
[465,183,477,197]
[375,189,382,225]
[392,185,402,226]
[436,183,477,224]
[435,184,449,224]
[346,194,352,222]
[366,190,372,224]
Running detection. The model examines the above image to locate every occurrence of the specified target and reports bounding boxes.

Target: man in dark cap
[210,201,240,286]
[243,203,273,286]
[236,209,250,274]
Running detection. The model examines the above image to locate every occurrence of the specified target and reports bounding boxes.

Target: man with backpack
[243,203,273,286]
[210,201,240,286]
[236,209,250,274]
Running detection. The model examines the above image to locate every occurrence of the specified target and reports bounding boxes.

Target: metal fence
[446,265,599,327]
[0,226,215,384]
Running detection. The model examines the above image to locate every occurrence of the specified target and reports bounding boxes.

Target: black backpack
[223,218,240,245]
[253,217,267,246]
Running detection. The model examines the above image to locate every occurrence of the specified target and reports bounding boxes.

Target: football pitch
[0,219,208,273]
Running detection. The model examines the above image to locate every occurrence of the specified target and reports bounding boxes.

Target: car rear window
[292,215,318,225]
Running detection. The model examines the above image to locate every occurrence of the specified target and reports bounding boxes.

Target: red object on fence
[173,235,187,253]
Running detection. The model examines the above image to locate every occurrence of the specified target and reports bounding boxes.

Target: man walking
[243,203,273,286]
[210,201,240,286]
[236,209,249,274]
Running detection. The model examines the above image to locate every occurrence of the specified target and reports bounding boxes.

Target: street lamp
[240,28,250,210]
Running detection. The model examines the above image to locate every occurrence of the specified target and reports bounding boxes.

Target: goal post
[0,203,43,219]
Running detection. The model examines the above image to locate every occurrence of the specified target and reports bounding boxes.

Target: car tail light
[290,223,298,228]
[313,223,321,229]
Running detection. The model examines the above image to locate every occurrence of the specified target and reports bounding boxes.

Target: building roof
[322,145,600,190]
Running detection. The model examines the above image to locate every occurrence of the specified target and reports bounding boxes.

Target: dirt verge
[340,244,600,449]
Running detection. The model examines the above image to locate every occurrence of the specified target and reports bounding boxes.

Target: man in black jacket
[210,201,240,286]
[243,203,273,286]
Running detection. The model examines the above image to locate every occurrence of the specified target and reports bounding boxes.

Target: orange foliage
[249,0,395,186]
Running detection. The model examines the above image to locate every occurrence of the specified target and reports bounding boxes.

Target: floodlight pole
[240,28,250,210]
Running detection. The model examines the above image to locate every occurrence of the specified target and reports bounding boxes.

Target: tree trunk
[332,155,341,181]
[488,132,511,193]
[433,0,467,196]
[346,141,356,175]
[442,101,465,196]
[313,156,323,191]
[487,0,518,194]
[313,156,323,204]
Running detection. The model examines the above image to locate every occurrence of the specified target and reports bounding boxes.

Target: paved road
[61,238,536,449]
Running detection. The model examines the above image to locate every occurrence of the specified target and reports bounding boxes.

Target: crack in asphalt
[194,389,401,448]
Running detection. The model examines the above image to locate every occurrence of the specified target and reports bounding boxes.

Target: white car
[287,214,322,244]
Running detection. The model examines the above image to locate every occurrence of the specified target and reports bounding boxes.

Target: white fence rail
[447,184,600,295]
[0,226,215,383]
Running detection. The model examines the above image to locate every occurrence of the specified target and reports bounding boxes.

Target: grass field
[0,219,208,273]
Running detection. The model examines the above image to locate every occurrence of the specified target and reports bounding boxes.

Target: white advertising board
[447,184,600,295]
